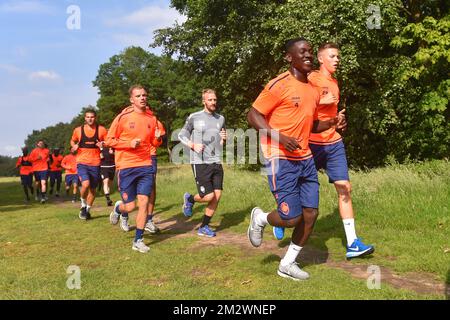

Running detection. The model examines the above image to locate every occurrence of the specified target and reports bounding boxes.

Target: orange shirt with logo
[29,148,50,172]
[49,154,64,171]
[71,125,107,166]
[253,71,320,160]
[308,70,342,145]
[16,156,34,175]
[106,106,162,170]
[61,154,77,175]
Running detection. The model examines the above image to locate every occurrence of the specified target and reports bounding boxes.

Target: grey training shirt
[178,110,226,164]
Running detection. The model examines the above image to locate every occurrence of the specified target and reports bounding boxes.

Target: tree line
[3,0,448,177]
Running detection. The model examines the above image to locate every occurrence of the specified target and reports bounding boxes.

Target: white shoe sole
[277,269,309,281]
[132,245,149,253]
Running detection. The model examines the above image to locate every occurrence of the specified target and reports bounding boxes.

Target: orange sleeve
[98,126,108,141]
[16,157,22,168]
[28,149,37,162]
[105,115,132,150]
[252,86,281,116]
[157,120,166,136]
[71,128,81,144]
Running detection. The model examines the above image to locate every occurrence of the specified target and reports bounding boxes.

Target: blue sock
[115,205,121,215]
[135,229,144,242]
[121,212,129,218]
[147,214,153,222]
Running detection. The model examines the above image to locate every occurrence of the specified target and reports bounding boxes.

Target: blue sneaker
[183,192,194,217]
[346,238,375,259]
[198,225,216,237]
[273,227,285,240]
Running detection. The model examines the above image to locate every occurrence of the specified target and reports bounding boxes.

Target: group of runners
[16,38,374,281]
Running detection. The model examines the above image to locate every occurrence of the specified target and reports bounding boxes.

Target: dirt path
[57,200,448,297]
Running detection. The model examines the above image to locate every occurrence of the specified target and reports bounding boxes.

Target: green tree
[154,0,449,167]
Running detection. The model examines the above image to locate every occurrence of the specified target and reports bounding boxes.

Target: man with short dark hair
[16,147,34,202]
[29,140,50,204]
[71,109,107,220]
[247,38,345,281]
[49,148,64,197]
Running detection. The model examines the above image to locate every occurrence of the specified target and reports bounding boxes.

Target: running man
[28,140,50,203]
[49,148,64,197]
[62,150,79,203]
[247,38,345,281]
[308,42,373,258]
[106,85,162,253]
[100,146,116,206]
[16,147,34,202]
[179,89,227,238]
[71,109,107,220]
[145,119,166,234]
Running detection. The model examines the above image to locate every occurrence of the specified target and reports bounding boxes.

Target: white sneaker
[277,262,310,281]
[144,220,160,234]
[248,207,265,247]
[132,239,149,253]
[119,215,130,232]
[110,201,122,225]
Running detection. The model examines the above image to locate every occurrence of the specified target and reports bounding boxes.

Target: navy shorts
[21,174,33,186]
[310,140,350,183]
[65,174,79,186]
[77,164,101,189]
[34,170,48,181]
[265,158,319,220]
[117,166,154,204]
[49,171,62,181]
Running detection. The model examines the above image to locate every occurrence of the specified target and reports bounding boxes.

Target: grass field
[0,160,449,300]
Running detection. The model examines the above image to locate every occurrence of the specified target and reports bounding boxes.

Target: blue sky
[0,0,185,157]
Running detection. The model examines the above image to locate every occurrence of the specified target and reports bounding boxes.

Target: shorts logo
[280,202,290,215]
[200,186,205,194]
[122,192,128,201]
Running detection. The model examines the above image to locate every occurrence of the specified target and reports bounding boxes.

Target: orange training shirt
[106,106,162,170]
[71,125,107,166]
[308,70,342,145]
[253,71,320,160]
[61,154,77,175]
[28,148,50,172]
[49,154,64,171]
[16,156,34,175]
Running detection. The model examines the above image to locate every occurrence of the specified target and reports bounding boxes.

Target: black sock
[105,193,110,200]
[188,195,195,204]
[23,186,29,200]
[30,187,34,195]
[200,215,212,228]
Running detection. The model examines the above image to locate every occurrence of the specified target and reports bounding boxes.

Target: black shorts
[100,167,116,180]
[191,163,223,197]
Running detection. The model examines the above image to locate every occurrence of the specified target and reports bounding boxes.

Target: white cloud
[29,70,61,81]
[0,64,25,75]
[4,145,20,154]
[0,1,54,14]
[106,5,186,29]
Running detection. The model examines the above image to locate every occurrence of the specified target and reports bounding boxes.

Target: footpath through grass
[0,160,448,299]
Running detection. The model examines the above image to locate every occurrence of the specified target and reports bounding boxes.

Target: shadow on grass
[215,205,253,232]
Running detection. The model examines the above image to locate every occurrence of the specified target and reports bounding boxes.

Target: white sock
[343,218,357,246]
[80,198,87,208]
[86,205,91,212]
[281,242,302,266]
[255,211,269,227]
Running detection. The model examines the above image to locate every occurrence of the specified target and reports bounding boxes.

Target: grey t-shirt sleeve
[178,115,194,147]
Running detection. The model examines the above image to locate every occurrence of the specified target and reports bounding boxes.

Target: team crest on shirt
[291,96,301,108]
[280,202,290,215]
[129,122,135,129]
[321,87,329,96]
